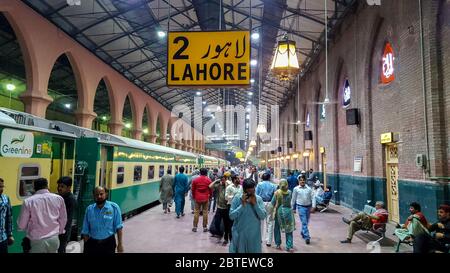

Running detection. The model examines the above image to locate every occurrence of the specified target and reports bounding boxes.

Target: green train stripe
[110,181,161,214]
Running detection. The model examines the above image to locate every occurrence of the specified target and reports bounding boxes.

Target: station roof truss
[21,0,357,139]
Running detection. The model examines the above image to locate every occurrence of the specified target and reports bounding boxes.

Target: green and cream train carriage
[0,108,228,252]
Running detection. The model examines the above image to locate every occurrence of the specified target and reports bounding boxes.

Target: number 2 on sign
[173,36,189,60]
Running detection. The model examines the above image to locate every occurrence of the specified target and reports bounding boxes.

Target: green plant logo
[11,134,26,144]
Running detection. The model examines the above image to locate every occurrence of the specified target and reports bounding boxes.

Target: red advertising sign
[381,42,395,84]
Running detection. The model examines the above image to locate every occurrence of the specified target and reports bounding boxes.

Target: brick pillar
[75,110,97,129]
[149,135,157,143]
[132,129,143,140]
[169,139,176,148]
[20,92,53,117]
[109,122,123,135]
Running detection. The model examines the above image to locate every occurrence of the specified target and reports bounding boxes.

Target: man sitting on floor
[394,202,429,243]
[413,204,450,253]
[340,201,389,243]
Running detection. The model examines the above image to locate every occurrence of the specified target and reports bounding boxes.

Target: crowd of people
[0,165,449,254]
[158,165,337,253]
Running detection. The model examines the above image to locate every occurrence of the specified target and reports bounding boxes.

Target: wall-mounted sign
[1,129,34,158]
[306,112,310,128]
[380,132,393,144]
[381,42,395,84]
[353,156,363,172]
[320,104,326,121]
[342,79,351,108]
[167,31,250,87]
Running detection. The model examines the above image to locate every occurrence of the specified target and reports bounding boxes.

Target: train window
[175,165,179,173]
[133,166,142,182]
[19,165,40,198]
[159,166,165,178]
[117,166,125,184]
[148,166,155,180]
[167,165,172,175]
[189,165,193,173]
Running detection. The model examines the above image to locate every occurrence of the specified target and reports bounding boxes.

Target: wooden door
[385,144,400,223]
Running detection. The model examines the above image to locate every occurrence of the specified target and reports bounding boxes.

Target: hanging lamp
[270,34,300,81]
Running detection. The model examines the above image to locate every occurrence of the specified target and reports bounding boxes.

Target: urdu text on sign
[167,31,251,87]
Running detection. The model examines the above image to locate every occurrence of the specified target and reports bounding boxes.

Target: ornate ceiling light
[270,34,300,81]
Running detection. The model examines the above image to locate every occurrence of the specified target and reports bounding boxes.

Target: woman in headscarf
[271,179,295,251]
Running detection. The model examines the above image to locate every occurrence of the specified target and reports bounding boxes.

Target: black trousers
[58,231,71,253]
[216,207,232,242]
[84,235,116,254]
[413,233,448,253]
[0,240,7,254]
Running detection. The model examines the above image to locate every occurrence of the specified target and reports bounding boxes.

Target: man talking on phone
[229,178,267,253]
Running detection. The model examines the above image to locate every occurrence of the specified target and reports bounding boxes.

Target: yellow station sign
[167,31,250,87]
[380,132,393,144]
[235,152,244,159]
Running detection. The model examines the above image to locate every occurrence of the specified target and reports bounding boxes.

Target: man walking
[0,178,14,253]
[159,169,174,214]
[173,166,189,218]
[291,176,315,244]
[255,172,277,246]
[18,178,67,253]
[57,176,77,253]
[191,168,212,232]
[81,187,123,253]
[210,175,231,244]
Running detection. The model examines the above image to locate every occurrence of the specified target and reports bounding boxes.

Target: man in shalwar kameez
[229,179,267,253]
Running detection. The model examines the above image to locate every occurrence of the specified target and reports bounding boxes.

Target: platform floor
[122,198,411,253]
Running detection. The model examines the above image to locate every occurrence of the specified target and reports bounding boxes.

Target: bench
[345,205,387,243]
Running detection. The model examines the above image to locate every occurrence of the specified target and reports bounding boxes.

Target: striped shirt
[0,194,12,242]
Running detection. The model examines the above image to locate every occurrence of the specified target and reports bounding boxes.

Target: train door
[385,143,400,223]
[99,145,112,189]
[49,139,73,193]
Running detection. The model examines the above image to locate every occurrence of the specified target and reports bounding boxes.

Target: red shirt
[405,212,428,227]
[192,175,212,202]
[371,209,389,224]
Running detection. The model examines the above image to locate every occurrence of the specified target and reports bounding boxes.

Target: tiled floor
[122,199,410,253]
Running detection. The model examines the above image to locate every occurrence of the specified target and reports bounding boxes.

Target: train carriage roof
[111,134,197,158]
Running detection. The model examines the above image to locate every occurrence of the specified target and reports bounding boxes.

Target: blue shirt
[173,173,189,194]
[0,194,12,242]
[287,175,298,192]
[81,201,123,240]
[255,180,277,202]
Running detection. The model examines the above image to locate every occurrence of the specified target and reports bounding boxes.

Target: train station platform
[121,199,411,253]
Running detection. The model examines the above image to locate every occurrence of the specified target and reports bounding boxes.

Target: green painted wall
[321,172,448,223]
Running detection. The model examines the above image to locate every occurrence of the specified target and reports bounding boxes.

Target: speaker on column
[304,131,313,140]
[346,108,359,125]
[270,150,275,155]
[277,146,282,152]
[287,141,293,148]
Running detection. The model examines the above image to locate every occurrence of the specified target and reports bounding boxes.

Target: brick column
[149,135,157,143]
[109,122,123,135]
[75,110,97,129]
[132,129,143,140]
[20,92,53,118]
